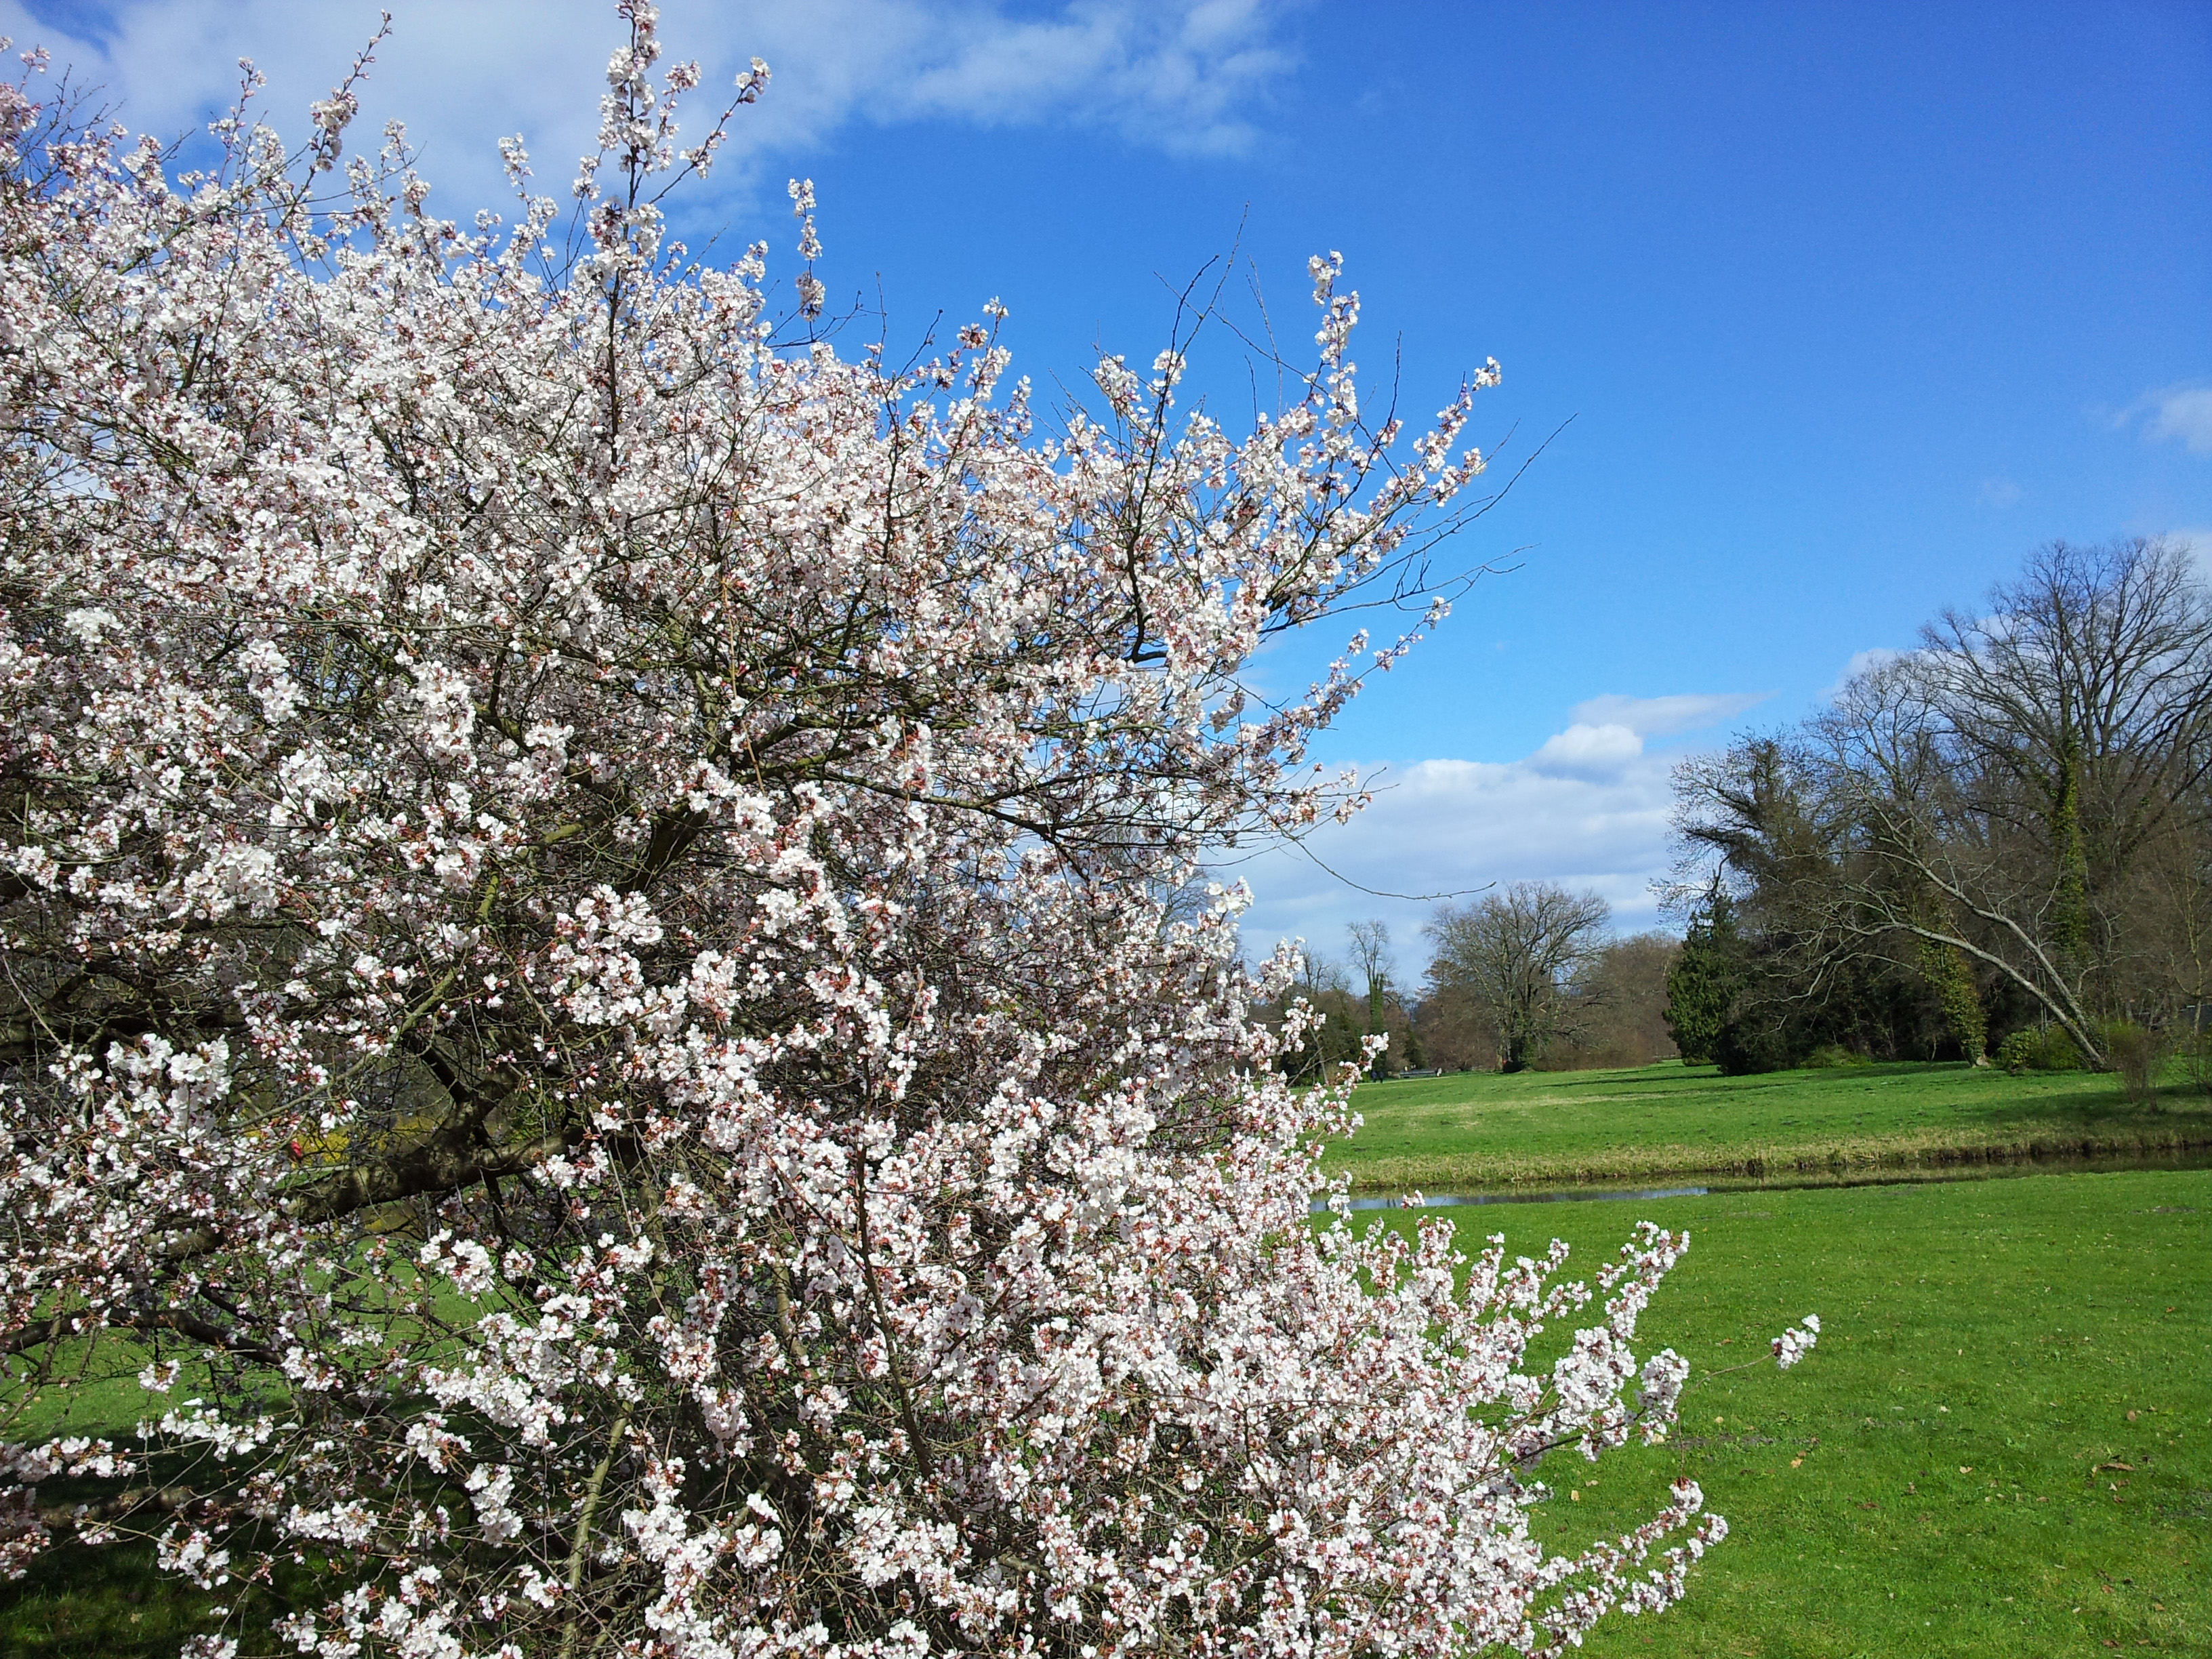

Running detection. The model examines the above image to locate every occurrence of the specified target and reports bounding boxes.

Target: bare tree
[1425,882,1612,1070]
[1345,918,1393,1069]
[1553,933,1683,1067]
[1269,949,1368,1083]
[1921,538,2212,973]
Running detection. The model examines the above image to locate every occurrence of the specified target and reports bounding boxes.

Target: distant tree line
[1269,537,2211,1086]
[1660,536,2212,1078]
[1272,886,1681,1081]
[1273,920,1429,1082]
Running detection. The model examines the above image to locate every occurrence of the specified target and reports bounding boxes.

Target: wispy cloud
[1820,645,1905,702]
[0,0,1299,216]
[1568,691,1769,738]
[1977,476,2022,509]
[2118,384,2212,455]
[898,1,1292,156]
[1227,750,1673,981]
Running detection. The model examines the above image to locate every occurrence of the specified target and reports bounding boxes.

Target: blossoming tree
[0,9,1809,1654]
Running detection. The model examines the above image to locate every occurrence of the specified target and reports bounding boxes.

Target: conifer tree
[1664,888,1744,1065]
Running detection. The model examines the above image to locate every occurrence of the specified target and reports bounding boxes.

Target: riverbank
[1326,1059,2212,1193]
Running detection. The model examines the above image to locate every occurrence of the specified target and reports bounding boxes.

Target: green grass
[0,1261,489,1658]
[0,1532,241,1658]
[1365,1168,2210,1656]
[4,1170,2202,1657]
[0,1436,321,1657]
[1328,1060,2212,1192]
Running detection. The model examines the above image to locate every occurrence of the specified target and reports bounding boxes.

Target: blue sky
[18,0,2210,976]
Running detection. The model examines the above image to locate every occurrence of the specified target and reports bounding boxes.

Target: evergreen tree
[1665,887,1744,1065]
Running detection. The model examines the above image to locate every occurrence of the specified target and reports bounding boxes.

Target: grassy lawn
[1328,1060,2212,1192]
[0,1265,478,1657]
[0,1533,241,1658]
[3,1172,2201,1658]
[1370,1168,2210,1657]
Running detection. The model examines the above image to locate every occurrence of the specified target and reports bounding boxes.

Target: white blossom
[0,7,1733,1654]
[1772,1313,1822,1370]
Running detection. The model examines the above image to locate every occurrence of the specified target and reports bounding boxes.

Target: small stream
[1318,1185,1712,1213]
[1313,1141,2212,1212]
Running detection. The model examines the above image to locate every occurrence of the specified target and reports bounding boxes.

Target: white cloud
[0,0,1298,218]
[1977,476,2022,509]
[1226,749,1675,983]
[2164,527,2212,588]
[1223,694,1762,980]
[1836,646,1903,678]
[1527,721,1642,779]
[1568,690,1769,737]
[2120,384,2212,455]
[899,0,1290,155]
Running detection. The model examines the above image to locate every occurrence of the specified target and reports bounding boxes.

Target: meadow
[1326,1060,2212,1193]
[1394,1168,2211,1656]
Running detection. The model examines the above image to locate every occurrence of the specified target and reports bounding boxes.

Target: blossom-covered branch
[0,8,1724,1654]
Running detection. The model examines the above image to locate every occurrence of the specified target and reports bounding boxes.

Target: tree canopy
[1668,536,2212,1072]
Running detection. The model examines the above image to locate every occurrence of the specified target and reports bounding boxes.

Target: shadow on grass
[0,1453,323,1657]
[0,1536,215,1659]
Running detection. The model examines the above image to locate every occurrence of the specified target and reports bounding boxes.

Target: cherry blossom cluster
[1771,1315,1821,1370]
[0,6,1763,1654]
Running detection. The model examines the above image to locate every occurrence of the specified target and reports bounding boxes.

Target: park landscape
[0,4,2207,1658]
[3,1061,2206,1656]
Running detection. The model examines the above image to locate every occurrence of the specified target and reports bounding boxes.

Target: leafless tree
[1265,949,1369,1083]
[1410,985,1503,1072]
[1424,882,1612,1070]
[1551,933,1682,1067]
[1921,537,2212,960]
[1345,918,1393,1067]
